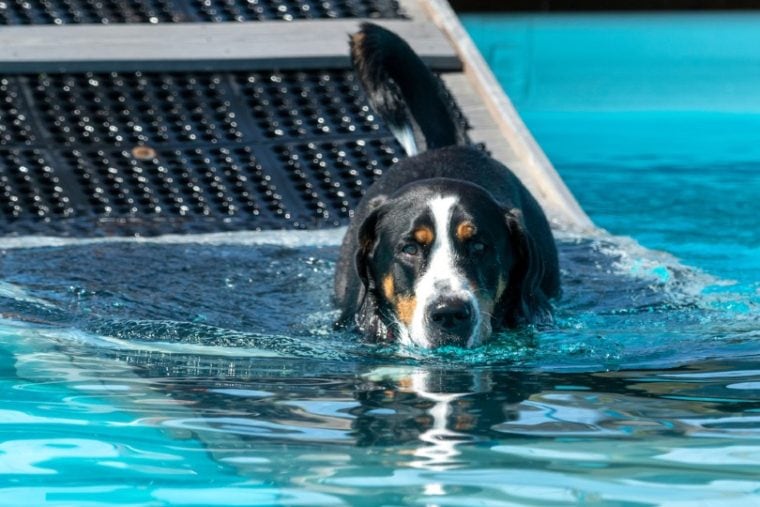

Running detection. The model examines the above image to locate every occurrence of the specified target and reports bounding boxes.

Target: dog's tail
[350,22,467,156]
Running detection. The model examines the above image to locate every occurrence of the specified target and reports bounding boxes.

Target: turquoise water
[464,13,760,287]
[1,14,759,506]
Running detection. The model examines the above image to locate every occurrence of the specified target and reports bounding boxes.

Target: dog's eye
[471,241,487,255]
[401,243,420,256]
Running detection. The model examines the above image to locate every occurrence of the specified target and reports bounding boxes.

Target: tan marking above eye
[395,295,417,326]
[382,274,395,301]
[412,227,434,246]
[456,221,477,241]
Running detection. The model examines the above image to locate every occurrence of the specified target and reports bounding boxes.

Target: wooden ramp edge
[411,0,595,233]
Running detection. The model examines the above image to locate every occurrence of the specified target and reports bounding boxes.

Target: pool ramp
[0,0,593,237]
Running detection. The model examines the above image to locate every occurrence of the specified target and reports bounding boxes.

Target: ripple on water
[0,233,758,369]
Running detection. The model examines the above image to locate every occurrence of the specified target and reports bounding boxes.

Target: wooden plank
[397,0,429,20]
[422,0,595,233]
[0,19,460,74]
[442,74,522,167]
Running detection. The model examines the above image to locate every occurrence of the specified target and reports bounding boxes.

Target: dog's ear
[501,208,552,327]
[355,197,388,289]
[352,198,390,340]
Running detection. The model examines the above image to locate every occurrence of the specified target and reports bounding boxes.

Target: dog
[333,23,560,348]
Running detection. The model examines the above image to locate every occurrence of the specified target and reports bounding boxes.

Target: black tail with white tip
[350,23,468,156]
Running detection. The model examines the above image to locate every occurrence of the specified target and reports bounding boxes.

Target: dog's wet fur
[334,23,559,348]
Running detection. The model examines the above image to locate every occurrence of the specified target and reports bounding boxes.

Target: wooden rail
[420,0,594,232]
[0,19,459,73]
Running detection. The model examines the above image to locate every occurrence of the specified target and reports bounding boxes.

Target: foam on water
[0,227,347,250]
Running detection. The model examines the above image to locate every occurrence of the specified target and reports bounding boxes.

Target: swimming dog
[334,23,559,348]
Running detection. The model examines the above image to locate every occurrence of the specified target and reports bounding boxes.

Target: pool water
[1,13,759,507]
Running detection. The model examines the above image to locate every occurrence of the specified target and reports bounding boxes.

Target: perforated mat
[0,69,465,236]
[0,0,403,25]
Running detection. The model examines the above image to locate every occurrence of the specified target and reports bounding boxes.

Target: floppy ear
[355,205,384,290]
[353,200,390,339]
[354,195,389,287]
[501,208,552,327]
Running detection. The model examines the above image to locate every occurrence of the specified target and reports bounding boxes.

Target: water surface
[1,12,759,507]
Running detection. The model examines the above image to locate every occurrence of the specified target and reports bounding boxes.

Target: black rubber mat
[0,0,403,25]
[0,69,465,236]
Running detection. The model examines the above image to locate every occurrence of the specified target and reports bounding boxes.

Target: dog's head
[355,179,548,348]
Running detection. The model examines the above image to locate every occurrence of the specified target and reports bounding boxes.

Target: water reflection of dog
[352,367,542,468]
[106,352,542,468]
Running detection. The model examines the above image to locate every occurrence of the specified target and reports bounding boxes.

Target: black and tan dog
[334,23,559,348]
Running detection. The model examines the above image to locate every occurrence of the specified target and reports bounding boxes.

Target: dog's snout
[427,297,475,346]
[430,298,472,327]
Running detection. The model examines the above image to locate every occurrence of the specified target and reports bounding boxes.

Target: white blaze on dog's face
[405,196,478,347]
[369,187,514,349]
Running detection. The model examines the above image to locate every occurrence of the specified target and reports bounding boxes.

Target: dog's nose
[428,297,475,346]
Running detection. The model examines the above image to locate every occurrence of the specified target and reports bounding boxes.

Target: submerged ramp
[0,0,593,237]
